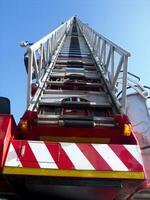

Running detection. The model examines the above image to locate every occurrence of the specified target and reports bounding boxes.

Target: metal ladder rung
[59,52,90,56]
[56,60,94,66]
[57,57,93,62]
[58,55,92,59]
[41,91,109,105]
[39,101,111,108]
[52,69,97,73]
[51,71,98,76]
[43,89,105,95]
[54,65,96,70]
[47,81,102,87]
[60,50,90,54]
[50,73,99,80]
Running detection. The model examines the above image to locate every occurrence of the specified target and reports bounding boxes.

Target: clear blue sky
[1,0,150,123]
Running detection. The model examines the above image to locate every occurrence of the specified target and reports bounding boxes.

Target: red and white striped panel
[4,140,143,172]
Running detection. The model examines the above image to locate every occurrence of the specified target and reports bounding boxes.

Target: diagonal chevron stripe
[77,143,112,170]
[61,143,94,170]
[28,141,58,169]
[5,143,22,167]
[92,144,128,171]
[124,145,143,165]
[110,144,143,171]
[45,142,75,169]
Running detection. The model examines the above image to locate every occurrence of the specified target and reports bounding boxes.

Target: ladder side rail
[27,49,33,107]
[127,83,148,99]
[27,17,74,108]
[76,23,122,114]
[121,56,128,110]
[29,17,73,51]
[127,77,146,93]
[27,33,67,111]
[77,18,130,112]
[77,19,130,56]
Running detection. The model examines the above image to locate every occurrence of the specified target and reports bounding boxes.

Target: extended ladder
[20,17,136,144]
[37,17,119,129]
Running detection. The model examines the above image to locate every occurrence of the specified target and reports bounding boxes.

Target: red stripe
[44,142,60,163]
[12,141,40,168]
[45,142,75,170]
[109,144,143,171]
[77,143,112,171]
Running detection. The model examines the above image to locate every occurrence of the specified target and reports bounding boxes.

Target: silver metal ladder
[36,18,118,128]
[25,16,131,128]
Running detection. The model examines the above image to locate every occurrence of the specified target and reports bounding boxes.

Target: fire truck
[0,16,150,199]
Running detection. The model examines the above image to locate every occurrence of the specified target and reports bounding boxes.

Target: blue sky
[1,0,150,122]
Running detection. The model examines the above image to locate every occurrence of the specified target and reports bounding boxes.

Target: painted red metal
[31,84,38,96]
[127,181,150,199]
[45,142,75,169]
[13,140,40,168]
[17,111,137,145]
[0,115,16,170]
[109,145,143,171]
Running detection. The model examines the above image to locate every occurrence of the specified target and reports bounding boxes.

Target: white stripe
[28,141,58,169]
[92,144,128,171]
[124,145,143,165]
[61,143,94,170]
[5,143,22,167]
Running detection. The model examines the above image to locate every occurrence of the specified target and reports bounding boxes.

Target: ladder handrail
[27,17,74,108]
[117,75,150,100]
[77,18,130,112]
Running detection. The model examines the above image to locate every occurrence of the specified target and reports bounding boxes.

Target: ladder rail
[117,74,150,100]
[77,18,130,112]
[27,17,74,108]
[27,34,67,111]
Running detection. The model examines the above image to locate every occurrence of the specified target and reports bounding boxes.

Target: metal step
[60,50,90,54]
[40,90,110,106]
[59,53,91,57]
[46,81,104,92]
[54,64,97,71]
[52,68,96,73]
[39,102,111,109]
[50,71,99,79]
[56,57,93,63]
[56,59,94,66]
[43,89,106,95]
[47,81,102,87]
[59,52,90,55]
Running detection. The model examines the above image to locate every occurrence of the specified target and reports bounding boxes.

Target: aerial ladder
[0,16,150,199]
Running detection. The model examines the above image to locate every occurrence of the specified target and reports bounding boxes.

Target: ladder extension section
[18,17,136,144]
[26,17,130,113]
[38,19,115,129]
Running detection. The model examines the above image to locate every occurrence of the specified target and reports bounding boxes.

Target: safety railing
[117,72,150,100]
[26,17,74,108]
[77,18,131,112]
